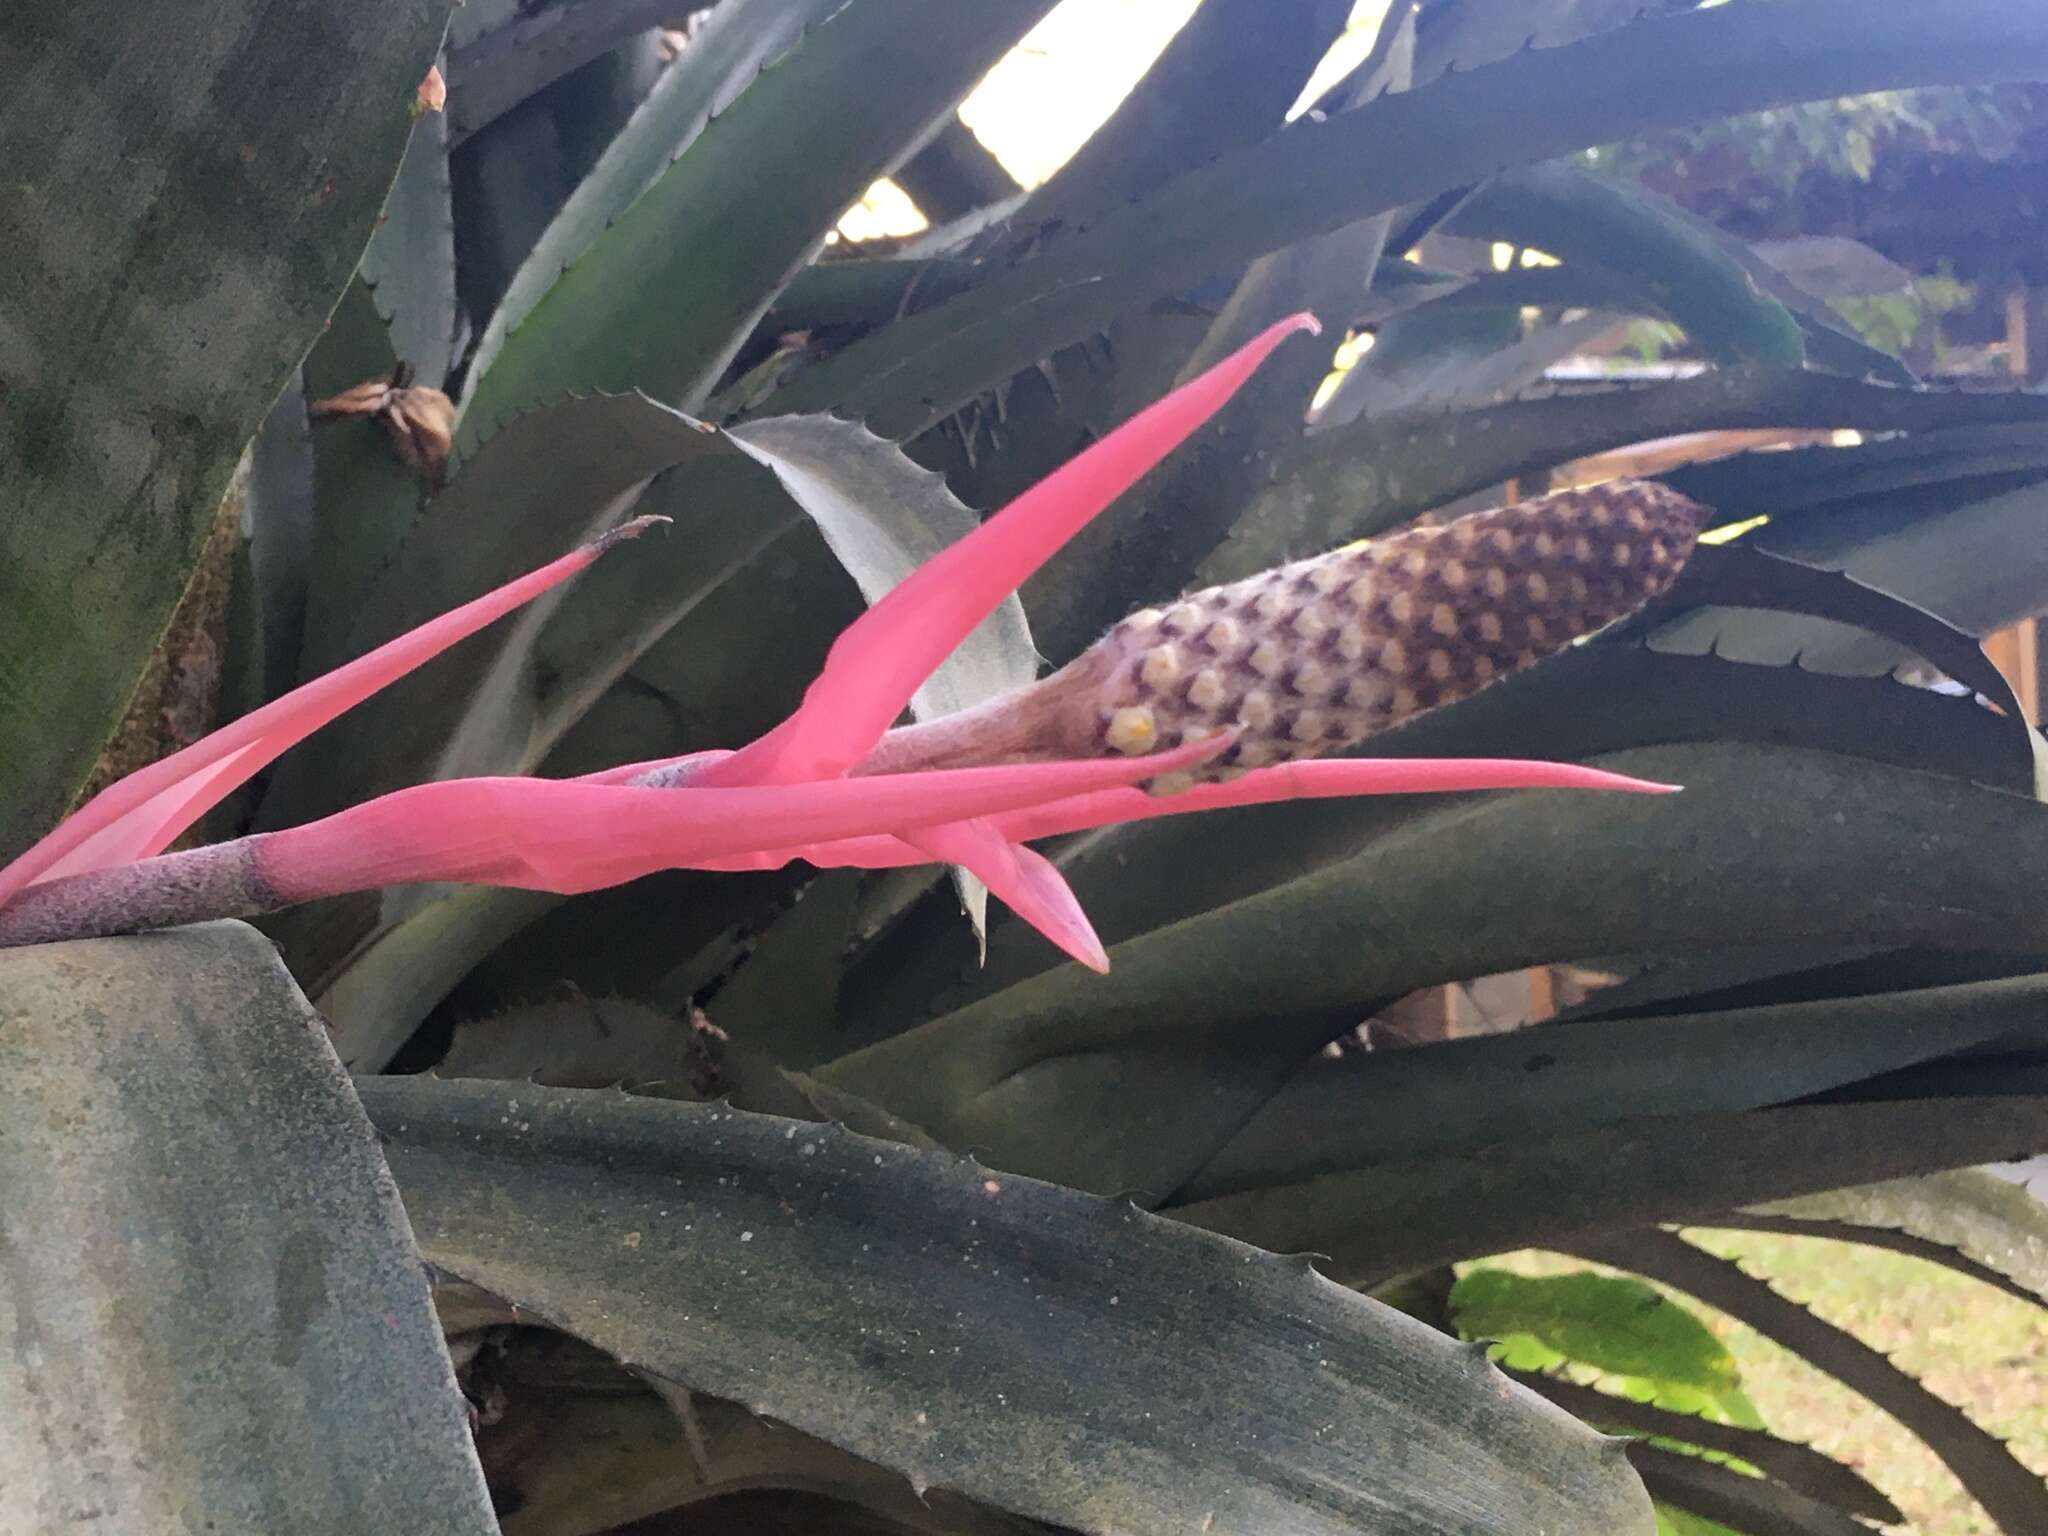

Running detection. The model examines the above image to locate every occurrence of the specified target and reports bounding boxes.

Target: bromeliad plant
[0,316,1692,962]
[8,2,2048,1535]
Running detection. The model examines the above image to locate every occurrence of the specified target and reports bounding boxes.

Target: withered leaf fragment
[310,375,455,492]
[415,64,446,116]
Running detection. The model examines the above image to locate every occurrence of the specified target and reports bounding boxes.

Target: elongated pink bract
[695,313,1326,790]
[0,519,666,905]
[686,756,1681,872]
[259,734,1236,900]
[904,820,1109,972]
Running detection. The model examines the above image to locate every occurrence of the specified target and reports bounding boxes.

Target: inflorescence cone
[858,478,1707,791]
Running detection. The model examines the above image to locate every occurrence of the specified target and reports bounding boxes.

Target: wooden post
[2007,286,2048,386]
[1984,622,2040,718]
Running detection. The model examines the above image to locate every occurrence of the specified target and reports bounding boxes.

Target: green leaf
[446,0,716,148]
[1442,164,1805,370]
[1265,367,2048,564]
[1168,1082,2048,1286]
[825,743,2048,1197]
[362,58,460,386]
[1615,542,2039,768]
[1019,0,1353,232]
[1453,1269,1740,1394]
[1652,474,2048,679]
[764,0,2048,437]
[0,923,493,1529]
[1313,304,1619,429]
[842,645,2034,1050]
[458,0,1060,441]
[1510,1370,1901,1525]
[465,0,849,398]
[1667,421,2048,517]
[454,1355,1035,1536]
[1567,1230,2048,1536]
[0,0,453,864]
[220,375,317,725]
[1629,1444,1875,1536]
[728,413,1036,735]
[360,1075,1655,1536]
[1179,973,2048,1205]
[295,278,425,681]
[1734,1170,2048,1307]
[1410,0,1662,75]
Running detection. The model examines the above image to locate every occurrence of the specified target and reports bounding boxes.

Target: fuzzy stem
[0,839,284,948]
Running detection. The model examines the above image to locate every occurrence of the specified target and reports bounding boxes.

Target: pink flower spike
[255,733,1237,902]
[0,517,668,906]
[904,821,1108,972]
[696,312,1325,790]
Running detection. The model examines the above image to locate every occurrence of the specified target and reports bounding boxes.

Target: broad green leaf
[0,923,493,1530]
[360,1075,1655,1536]
[0,0,453,864]
[295,278,423,680]
[1019,0,1354,232]
[458,0,1060,442]
[825,742,2048,1196]
[1667,421,2048,516]
[220,375,317,724]
[728,413,1036,734]
[1312,305,1619,431]
[1167,1083,2048,1285]
[1569,1229,2048,1536]
[1442,163,1804,369]
[1550,946,2048,1031]
[447,0,740,148]
[362,58,459,386]
[1612,542,2039,764]
[1452,1270,1740,1394]
[893,115,1019,223]
[1738,1170,2048,1306]
[1178,973,2048,1205]
[1265,367,2048,562]
[435,989,943,1148]
[1410,0,1659,76]
[764,0,2048,437]
[1652,475,2048,679]
[1753,234,1914,299]
[466,0,849,393]
[838,645,2032,1059]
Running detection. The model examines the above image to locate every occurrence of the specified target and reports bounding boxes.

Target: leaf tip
[591,514,673,554]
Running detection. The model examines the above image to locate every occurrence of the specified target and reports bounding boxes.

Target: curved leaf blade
[0,0,454,864]
[1736,1170,2048,1307]
[764,0,2048,436]
[458,0,1059,440]
[360,1076,1654,1536]
[0,923,493,1531]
